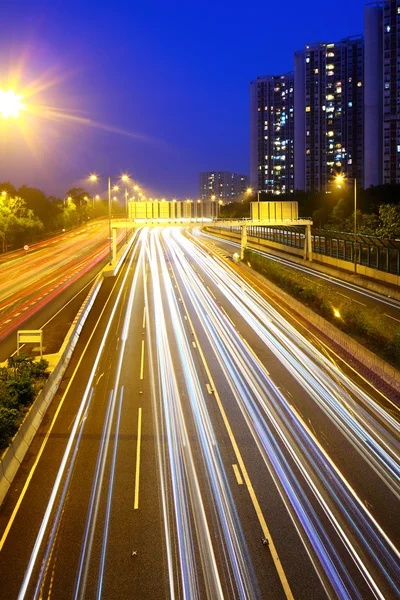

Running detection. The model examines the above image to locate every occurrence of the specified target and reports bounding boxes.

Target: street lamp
[89,173,130,264]
[336,174,357,273]
[0,89,26,119]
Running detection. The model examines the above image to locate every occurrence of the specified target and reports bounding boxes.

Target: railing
[210,225,400,276]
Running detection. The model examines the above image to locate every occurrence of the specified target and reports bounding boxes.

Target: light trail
[198,228,400,312]
[163,227,400,599]
[17,230,143,599]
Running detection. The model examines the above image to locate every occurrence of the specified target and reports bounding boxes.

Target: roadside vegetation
[0,355,49,452]
[0,180,128,252]
[244,249,400,368]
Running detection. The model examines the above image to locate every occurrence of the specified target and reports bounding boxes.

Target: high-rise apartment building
[383,0,400,184]
[365,2,383,187]
[199,172,249,200]
[250,73,295,195]
[295,36,364,191]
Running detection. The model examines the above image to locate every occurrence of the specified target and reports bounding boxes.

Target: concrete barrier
[0,273,103,506]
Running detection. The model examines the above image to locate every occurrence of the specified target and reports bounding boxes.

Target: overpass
[110,216,313,262]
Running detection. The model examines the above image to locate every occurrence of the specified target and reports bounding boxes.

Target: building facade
[250,73,295,195]
[199,172,249,200]
[383,0,400,184]
[365,2,383,187]
[294,36,364,191]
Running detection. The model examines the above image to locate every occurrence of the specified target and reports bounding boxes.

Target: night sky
[0,0,365,199]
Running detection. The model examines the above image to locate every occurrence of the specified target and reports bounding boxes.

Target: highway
[0,227,399,599]
[0,220,125,344]
[199,228,400,321]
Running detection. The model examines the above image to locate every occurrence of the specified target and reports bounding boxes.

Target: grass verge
[244,248,400,369]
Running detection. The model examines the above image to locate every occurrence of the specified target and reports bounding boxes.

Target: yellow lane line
[232,464,243,485]
[221,306,235,327]
[207,285,216,300]
[171,259,295,600]
[0,257,129,553]
[142,306,146,329]
[140,340,145,380]
[134,408,142,510]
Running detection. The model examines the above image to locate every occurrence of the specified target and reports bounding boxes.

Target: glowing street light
[0,89,26,119]
[89,173,131,263]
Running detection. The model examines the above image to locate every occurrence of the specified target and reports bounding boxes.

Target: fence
[211,225,400,276]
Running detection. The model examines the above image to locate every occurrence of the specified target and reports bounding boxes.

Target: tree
[0,196,43,251]
[376,204,400,239]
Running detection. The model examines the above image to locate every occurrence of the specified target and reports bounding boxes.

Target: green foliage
[0,407,21,450]
[244,249,400,368]
[0,355,49,452]
[376,204,400,239]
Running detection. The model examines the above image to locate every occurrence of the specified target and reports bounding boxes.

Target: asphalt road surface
[0,227,399,599]
[199,228,400,322]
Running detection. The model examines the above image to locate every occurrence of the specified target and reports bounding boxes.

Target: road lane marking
[134,408,143,510]
[232,464,243,485]
[0,238,138,554]
[140,340,145,379]
[384,313,400,324]
[221,306,235,327]
[170,258,295,600]
[337,292,366,306]
[206,285,216,300]
[192,341,197,348]
[206,383,213,395]
[142,306,146,329]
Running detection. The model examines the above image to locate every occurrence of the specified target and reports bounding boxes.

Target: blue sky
[0,0,366,198]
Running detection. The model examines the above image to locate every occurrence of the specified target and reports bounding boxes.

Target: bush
[0,355,49,452]
[0,407,21,450]
[244,249,400,369]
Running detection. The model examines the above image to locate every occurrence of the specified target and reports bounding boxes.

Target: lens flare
[0,89,26,119]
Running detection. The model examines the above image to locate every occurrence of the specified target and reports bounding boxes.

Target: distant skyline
[0,0,366,199]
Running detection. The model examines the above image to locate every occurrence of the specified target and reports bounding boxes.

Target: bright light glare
[121,175,129,182]
[333,308,341,319]
[0,89,26,119]
[89,174,98,181]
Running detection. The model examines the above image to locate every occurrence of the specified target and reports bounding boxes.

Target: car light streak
[198,228,400,312]
[18,232,142,600]
[73,389,116,600]
[151,230,260,599]
[163,228,400,600]
[97,386,124,599]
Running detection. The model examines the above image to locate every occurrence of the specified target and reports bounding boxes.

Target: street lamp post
[90,173,129,264]
[336,175,357,273]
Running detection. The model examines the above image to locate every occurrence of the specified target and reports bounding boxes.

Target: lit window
[306,106,311,112]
